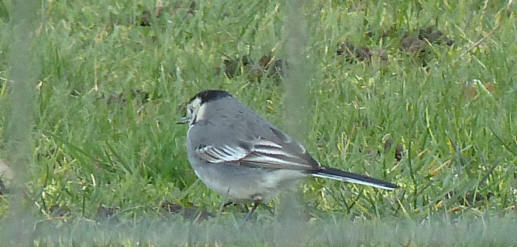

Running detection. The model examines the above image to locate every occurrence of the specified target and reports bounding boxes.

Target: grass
[1,0,517,245]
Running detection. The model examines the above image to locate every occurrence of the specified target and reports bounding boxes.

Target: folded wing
[194,136,320,170]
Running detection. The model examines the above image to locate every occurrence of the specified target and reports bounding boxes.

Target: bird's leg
[244,202,259,221]
[217,201,234,216]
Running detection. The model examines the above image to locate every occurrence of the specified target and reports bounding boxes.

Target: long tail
[311,167,398,190]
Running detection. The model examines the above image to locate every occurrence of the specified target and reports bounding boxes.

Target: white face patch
[195,102,208,123]
[186,97,202,124]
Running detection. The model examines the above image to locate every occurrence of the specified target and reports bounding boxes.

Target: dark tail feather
[312,167,398,190]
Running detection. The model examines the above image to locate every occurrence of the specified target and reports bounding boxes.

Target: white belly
[192,163,306,202]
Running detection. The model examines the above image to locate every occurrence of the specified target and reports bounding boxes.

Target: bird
[177,89,397,220]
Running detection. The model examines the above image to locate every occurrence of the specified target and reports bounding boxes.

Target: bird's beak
[177,116,189,124]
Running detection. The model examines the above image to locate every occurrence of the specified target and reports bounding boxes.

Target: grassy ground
[1,0,517,245]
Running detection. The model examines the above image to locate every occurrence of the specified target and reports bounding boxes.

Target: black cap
[191,89,232,103]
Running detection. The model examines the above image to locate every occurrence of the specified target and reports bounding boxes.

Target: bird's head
[177,89,232,125]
